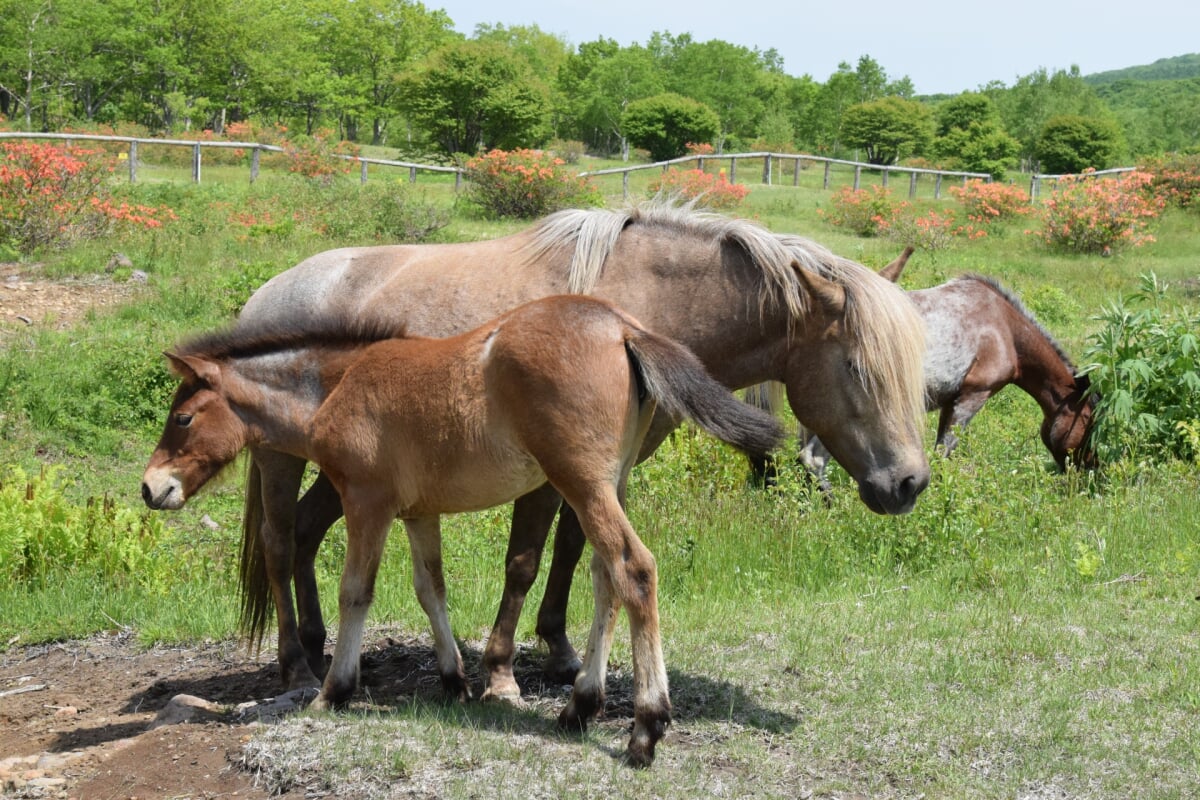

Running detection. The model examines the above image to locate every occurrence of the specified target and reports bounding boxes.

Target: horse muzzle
[141,469,186,510]
[856,467,929,515]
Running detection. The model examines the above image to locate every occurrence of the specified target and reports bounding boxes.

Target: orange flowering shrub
[646,167,749,210]
[1031,170,1164,254]
[950,179,1033,225]
[819,185,899,236]
[1139,153,1200,209]
[464,149,601,219]
[283,130,359,183]
[0,141,176,253]
[878,206,982,252]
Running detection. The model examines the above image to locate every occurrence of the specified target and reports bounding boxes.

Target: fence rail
[10,130,1123,200]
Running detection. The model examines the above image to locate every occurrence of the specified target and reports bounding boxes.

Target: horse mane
[528,201,927,426]
[954,274,1083,376]
[174,318,407,361]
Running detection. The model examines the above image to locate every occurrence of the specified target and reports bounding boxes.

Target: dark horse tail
[239,457,272,651]
[624,331,785,462]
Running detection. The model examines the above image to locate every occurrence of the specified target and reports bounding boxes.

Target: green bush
[1036,114,1125,174]
[621,93,721,162]
[1081,273,1200,463]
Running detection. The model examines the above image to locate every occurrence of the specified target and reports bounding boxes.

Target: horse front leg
[250,448,320,690]
[312,490,392,710]
[293,470,344,680]
[403,516,470,701]
[481,483,562,702]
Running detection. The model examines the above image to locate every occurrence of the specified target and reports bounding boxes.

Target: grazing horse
[758,256,1098,490]
[232,203,930,701]
[143,295,786,766]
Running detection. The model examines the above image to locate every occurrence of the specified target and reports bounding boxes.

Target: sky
[435,0,1200,96]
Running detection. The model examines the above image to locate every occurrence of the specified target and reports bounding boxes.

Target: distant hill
[1084,53,1200,84]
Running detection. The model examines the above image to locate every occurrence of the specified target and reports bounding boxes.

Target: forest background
[1,0,1198,175]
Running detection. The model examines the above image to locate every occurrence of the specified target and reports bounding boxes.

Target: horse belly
[395,447,547,517]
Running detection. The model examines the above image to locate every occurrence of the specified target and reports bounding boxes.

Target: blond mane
[528,202,927,428]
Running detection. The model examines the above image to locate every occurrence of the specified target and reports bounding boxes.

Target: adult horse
[143,295,786,766]
[234,203,930,700]
[757,252,1097,491]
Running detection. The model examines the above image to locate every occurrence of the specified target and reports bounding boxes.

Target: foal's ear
[164,352,221,386]
[877,246,914,284]
[791,260,846,315]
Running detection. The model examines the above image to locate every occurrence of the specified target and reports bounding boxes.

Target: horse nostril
[901,472,928,499]
[141,482,153,507]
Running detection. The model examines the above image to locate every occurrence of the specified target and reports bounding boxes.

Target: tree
[841,97,932,165]
[399,41,550,156]
[621,92,720,161]
[1035,114,1125,173]
[933,93,1020,179]
[557,40,663,157]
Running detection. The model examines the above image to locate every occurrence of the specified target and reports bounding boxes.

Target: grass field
[1,158,1198,798]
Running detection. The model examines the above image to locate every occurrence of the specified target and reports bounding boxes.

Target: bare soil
[0,261,144,343]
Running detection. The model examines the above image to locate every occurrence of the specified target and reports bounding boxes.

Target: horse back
[310,296,645,517]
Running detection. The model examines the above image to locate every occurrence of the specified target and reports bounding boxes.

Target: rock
[150,694,225,729]
[105,253,133,272]
[129,269,149,284]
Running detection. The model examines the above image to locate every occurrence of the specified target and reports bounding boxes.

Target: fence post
[793,157,801,187]
[762,154,771,185]
[455,170,462,192]
[409,166,417,183]
[882,169,889,188]
[250,147,260,183]
[128,141,138,183]
[908,171,917,199]
[360,159,368,184]
[192,143,202,183]
[729,157,737,184]
[1029,174,1038,200]
[622,171,630,200]
[823,161,831,190]
[697,157,705,172]
[934,174,942,199]
[853,166,861,190]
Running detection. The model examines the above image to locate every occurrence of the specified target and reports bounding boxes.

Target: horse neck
[1007,308,1082,415]
[222,346,360,458]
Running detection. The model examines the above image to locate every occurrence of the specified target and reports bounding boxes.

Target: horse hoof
[480,683,524,706]
[542,652,583,685]
[624,743,655,769]
[557,703,588,733]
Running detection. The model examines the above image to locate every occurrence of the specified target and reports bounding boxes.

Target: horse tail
[624,331,785,461]
[238,454,273,652]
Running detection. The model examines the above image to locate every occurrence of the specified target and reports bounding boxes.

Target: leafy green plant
[463,148,601,219]
[819,185,898,236]
[1081,272,1200,462]
[0,465,169,588]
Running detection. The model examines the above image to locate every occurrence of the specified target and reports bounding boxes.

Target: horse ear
[878,246,914,283]
[792,261,846,315]
[165,352,221,386]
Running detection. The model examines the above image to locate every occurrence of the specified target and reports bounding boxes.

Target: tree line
[1,0,1196,177]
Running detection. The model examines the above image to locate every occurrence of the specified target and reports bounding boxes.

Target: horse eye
[174,413,194,428]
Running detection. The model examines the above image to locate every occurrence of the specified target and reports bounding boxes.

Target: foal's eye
[174,413,194,428]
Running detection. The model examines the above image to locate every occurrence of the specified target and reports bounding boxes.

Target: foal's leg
[312,492,393,710]
[250,448,321,690]
[938,391,991,456]
[481,483,563,701]
[293,471,344,679]
[403,516,470,701]
[559,489,671,768]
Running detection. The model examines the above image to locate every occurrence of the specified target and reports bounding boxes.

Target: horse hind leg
[558,488,671,768]
[404,516,471,701]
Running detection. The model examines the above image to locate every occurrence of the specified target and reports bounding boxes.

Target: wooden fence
[19,130,1120,199]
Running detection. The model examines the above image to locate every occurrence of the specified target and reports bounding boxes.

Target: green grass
[1,158,1199,797]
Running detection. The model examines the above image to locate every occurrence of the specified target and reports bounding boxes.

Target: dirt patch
[0,261,145,343]
[0,630,585,799]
